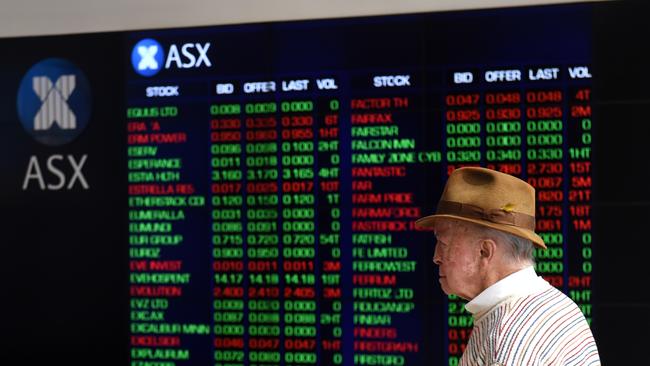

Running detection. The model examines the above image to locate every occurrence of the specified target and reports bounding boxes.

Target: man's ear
[479,238,497,262]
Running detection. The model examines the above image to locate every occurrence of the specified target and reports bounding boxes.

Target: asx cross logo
[33,74,76,130]
[131,38,164,76]
[16,58,92,146]
[131,37,212,77]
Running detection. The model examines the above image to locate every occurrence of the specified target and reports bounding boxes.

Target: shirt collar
[465,266,548,316]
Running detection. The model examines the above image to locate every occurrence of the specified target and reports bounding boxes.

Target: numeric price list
[441,66,594,366]
[127,65,594,366]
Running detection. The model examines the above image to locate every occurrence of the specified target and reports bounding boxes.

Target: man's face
[432,219,484,300]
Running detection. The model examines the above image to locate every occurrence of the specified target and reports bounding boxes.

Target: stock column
[127,98,211,364]
[566,66,594,323]
[350,73,427,366]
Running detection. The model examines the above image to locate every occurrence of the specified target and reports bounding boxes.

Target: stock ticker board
[124,5,593,366]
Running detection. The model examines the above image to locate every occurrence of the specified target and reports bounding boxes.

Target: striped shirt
[460,266,600,366]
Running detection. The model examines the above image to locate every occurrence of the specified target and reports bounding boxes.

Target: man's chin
[439,280,452,295]
[439,282,466,300]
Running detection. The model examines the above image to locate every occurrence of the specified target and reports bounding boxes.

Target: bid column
[443,71,481,366]
[210,100,246,365]
[443,78,481,173]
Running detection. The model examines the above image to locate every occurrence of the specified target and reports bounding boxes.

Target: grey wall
[0,0,602,37]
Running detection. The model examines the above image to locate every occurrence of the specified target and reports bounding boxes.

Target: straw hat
[415,167,546,249]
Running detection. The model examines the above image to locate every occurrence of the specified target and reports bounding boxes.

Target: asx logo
[131,38,212,77]
[16,58,92,146]
[16,58,92,191]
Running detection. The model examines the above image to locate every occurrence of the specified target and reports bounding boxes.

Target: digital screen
[3,2,650,365]
[125,5,592,366]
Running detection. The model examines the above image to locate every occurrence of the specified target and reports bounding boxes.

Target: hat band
[436,200,536,231]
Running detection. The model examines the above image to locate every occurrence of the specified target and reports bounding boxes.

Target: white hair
[478,225,535,265]
[441,219,535,265]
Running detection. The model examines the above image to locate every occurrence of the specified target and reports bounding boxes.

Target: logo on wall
[131,38,164,77]
[131,37,212,77]
[16,58,92,146]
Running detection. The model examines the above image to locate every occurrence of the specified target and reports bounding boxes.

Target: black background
[0,1,649,364]
[0,33,126,364]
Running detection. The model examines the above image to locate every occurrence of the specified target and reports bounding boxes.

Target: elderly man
[416,167,600,365]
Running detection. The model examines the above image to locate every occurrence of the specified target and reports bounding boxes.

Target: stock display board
[6,2,650,366]
[125,5,593,366]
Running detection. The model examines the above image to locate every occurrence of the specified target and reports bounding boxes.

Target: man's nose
[432,246,442,266]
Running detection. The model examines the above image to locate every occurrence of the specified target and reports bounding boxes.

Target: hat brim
[415,214,547,249]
